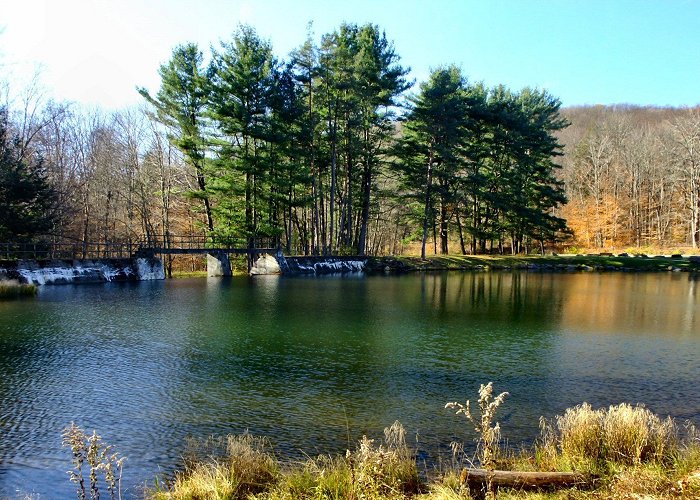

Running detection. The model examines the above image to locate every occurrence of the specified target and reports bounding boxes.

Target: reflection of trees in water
[543,273,700,430]
[417,271,565,325]
[411,272,565,461]
[559,273,700,337]
[684,275,699,333]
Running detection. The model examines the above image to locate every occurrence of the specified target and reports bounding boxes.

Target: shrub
[540,402,679,469]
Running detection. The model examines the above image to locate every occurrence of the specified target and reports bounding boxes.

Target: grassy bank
[367,254,700,274]
[170,270,209,279]
[147,397,700,499]
[0,280,36,299]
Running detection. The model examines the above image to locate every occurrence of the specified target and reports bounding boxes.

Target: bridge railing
[144,234,232,250]
[141,235,278,252]
[0,235,279,260]
[0,241,139,260]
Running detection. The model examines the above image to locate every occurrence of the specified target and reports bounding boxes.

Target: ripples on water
[0,272,699,497]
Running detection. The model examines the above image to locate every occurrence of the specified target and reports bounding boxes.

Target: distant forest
[2,23,699,262]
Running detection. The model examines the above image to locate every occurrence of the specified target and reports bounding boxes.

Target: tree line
[4,22,698,260]
[136,23,568,256]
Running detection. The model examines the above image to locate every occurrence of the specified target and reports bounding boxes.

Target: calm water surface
[1,272,699,498]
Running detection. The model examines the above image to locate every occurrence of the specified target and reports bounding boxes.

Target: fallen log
[461,468,592,499]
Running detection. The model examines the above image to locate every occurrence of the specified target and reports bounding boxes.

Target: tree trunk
[421,153,434,260]
[328,118,337,255]
[440,195,449,254]
[357,155,372,256]
[456,211,467,255]
[194,163,214,232]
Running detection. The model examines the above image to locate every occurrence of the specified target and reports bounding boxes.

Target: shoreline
[365,254,700,274]
[146,400,700,499]
[175,253,700,277]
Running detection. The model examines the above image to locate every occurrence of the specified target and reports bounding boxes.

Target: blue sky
[1,0,698,109]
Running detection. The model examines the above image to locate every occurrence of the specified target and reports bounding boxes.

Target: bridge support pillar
[207,251,232,277]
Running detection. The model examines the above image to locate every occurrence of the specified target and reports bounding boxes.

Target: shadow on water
[0,272,698,497]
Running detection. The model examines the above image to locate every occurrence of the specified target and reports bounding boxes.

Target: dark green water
[1,272,699,498]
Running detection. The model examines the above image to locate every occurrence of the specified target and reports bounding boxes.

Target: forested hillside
[559,105,700,251]
[2,23,699,260]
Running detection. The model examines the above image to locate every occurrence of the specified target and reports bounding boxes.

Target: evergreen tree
[138,43,213,232]
[353,24,410,255]
[289,28,323,254]
[317,24,356,253]
[208,25,277,245]
[455,82,490,254]
[509,88,569,252]
[394,66,470,259]
[480,87,569,253]
[0,109,57,241]
[317,23,409,254]
[265,62,313,251]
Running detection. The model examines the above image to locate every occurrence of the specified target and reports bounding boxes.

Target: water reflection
[555,273,699,337]
[0,272,698,497]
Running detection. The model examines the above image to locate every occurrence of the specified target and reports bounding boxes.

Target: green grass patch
[170,270,209,279]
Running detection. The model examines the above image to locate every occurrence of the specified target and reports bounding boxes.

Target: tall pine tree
[208,25,277,246]
[138,44,213,233]
[394,66,470,259]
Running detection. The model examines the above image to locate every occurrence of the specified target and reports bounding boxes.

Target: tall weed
[62,423,125,500]
[446,382,509,469]
[349,420,421,497]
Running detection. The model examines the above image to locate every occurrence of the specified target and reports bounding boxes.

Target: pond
[1,272,699,497]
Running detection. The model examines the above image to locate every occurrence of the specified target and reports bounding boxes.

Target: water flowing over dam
[281,256,367,275]
[1,237,374,284]
[0,257,165,285]
[0,254,371,285]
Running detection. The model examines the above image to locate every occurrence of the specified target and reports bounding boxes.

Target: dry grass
[416,471,465,500]
[511,403,700,499]
[150,422,420,500]
[350,421,421,497]
[152,434,277,499]
[424,400,700,499]
[145,399,699,499]
[603,403,676,465]
[537,403,679,473]
[268,454,353,499]
[0,280,37,299]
